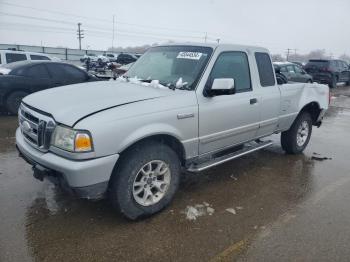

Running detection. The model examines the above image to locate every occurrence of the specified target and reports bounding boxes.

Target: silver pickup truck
[16,43,329,219]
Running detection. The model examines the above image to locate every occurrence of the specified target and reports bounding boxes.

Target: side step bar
[187,140,273,172]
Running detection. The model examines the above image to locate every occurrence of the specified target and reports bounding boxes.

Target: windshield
[125,45,213,90]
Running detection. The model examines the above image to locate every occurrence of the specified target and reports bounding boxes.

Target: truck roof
[156,42,270,53]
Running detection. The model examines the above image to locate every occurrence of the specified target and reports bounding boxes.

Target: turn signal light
[75,133,92,152]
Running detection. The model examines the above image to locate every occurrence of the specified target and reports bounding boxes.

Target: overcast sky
[0,0,349,56]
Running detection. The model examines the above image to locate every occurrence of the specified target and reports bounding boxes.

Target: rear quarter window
[30,55,50,61]
[255,52,275,87]
[5,53,27,63]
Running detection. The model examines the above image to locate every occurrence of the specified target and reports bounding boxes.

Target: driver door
[196,51,260,155]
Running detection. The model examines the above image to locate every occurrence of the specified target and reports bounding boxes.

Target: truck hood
[23,81,173,127]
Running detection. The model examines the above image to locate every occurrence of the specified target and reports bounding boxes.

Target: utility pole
[112,15,115,51]
[204,32,207,43]
[286,48,292,61]
[216,38,220,44]
[77,23,84,50]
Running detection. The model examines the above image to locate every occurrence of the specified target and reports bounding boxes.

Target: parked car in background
[112,62,134,78]
[0,50,52,65]
[274,62,313,83]
[103,53,120,62]
[116,53,138,65]
[80,53,98,63]
[304,59,350,88]
[0,61,99,114]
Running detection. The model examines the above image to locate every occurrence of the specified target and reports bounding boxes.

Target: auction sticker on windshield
[177,52,203,60]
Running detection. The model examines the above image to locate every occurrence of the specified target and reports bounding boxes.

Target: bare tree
[271,54,285,62]
[339,53,350,63]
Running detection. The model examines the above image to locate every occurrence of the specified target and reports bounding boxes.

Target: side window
[209,51,252,93]
[286,65,295,73]
[23,65,50,78]
[30,55,50,61]
[62,65,87,81]
[47,64,86,81]
[5,53,27,63]
[294,65,303,74]
[46,64,66,79]
[255,52,275,87]
[280,66,288,73]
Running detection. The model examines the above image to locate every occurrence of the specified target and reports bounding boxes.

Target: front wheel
[281,112,312,154]
[109,141,181,220]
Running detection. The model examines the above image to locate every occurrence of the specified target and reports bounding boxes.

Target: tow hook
[32,164,49,181]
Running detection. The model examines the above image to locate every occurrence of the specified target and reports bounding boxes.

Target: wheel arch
[3,88,30,103]
[299,101,321,126]
[118,133,186,166]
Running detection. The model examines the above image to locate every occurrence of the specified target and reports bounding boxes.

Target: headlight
[51,125,93,152]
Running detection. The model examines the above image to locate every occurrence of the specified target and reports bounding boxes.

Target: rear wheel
[109,141,181,220]
[5,91,29,115]
[281,112,312,154]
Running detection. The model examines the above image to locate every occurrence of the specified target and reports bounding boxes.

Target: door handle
[250,98,258,105]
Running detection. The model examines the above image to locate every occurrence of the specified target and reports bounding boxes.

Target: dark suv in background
[304,59,350,88]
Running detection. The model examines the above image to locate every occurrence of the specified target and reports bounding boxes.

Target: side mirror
[301,70,306,75]
[211,78,235,91]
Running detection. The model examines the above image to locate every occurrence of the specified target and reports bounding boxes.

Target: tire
[109,141,181,220]
[281,112,312,154]
[5,91,29,115]
[329,76,337,88]
[307,79,312,83]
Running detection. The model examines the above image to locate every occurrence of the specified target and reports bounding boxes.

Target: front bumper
[16,128,119,199]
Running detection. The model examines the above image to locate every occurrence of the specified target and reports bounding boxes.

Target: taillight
[328,89,331,105]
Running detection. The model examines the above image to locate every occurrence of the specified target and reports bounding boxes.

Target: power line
[0,24,209,43]
[0,1,208,35]
[0,20,208,41]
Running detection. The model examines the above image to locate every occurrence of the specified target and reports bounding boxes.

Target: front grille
[19,104,56,152]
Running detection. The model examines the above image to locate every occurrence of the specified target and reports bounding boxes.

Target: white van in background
[0,50,53,65]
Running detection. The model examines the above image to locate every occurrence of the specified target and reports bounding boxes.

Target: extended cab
[16,43,329,219]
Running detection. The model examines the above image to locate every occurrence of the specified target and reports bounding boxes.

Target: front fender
[118,123,184,153]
